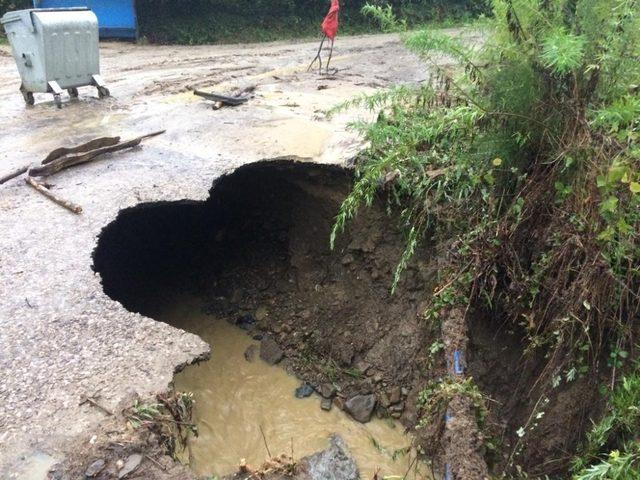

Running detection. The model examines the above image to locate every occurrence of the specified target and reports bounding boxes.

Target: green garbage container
[1,8,110,108]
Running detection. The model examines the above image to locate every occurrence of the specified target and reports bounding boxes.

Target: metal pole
[307,34,327,73]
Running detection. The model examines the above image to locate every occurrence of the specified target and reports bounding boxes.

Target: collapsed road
[0,30,482,478]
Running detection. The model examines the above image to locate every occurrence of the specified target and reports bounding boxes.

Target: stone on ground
[295,383,314,398]
[118,453,142,479]
[344,394,376,423]
[301,435,359,480]
[260,336,284,365]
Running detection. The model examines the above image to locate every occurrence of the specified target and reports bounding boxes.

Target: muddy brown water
[154,296,430,480]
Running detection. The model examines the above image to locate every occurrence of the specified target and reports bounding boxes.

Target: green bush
[573,364,640,478]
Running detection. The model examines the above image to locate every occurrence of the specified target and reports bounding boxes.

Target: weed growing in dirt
[575,447,640,480]
[127,400,163,429]
[417,377,488,427]
[573,361,640,478]
[322,358,365,382]
[331,0,640,475]
[125,391,198,459]
[426,340,445,368]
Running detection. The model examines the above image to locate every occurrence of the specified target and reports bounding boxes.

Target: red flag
[321,0,340,39]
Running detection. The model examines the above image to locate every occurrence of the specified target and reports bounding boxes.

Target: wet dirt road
[0,31,476,477]
[0,34,429,172]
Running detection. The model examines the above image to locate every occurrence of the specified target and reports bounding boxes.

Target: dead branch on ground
[5,131,165,214]
[25,176,83,214]
[28,131,164,177]
[0,136,121,186]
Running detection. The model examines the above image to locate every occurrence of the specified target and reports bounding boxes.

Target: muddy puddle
[153,296,430,480]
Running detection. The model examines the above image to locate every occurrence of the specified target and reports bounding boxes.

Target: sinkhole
[91,159,598,478]
[92,160,435,479]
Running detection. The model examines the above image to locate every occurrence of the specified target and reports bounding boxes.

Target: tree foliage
[134,0,485,44]
[0,0,29,18]
[0,0,486,44]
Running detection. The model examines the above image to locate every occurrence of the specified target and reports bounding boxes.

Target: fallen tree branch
[29,131,165,178]
[0,166,30,185]
[42,136,121,164]
[79,395,115,416]
[1,136,121,186]
[194,90,249,106]
[25,176,82,214]
[145,454,167,471]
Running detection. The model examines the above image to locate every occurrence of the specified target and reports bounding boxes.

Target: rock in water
[260,336,284,365]
[344,394,376,423]
[244,345,258,362]
[295,383,314,398]
[302,435,359,480]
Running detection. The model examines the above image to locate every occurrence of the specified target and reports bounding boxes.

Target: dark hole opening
[92,159,431,385]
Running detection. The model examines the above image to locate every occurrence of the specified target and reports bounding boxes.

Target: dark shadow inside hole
[92,159,431,385]
[92,160,355,315]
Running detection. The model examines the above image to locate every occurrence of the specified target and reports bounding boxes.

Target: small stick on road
[0,166,29,186]
[145,454,167,471]
[79,395,114,416]
[25,176,82,214]
[259,424,272,459]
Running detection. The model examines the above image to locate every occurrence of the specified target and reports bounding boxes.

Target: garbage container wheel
[20,85,35,106]
[68,88,79,98]
[22,90,35,106]
[53,94,62,109]
[97,86,110,99]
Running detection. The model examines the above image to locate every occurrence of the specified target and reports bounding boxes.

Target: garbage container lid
[2,7,89,21]
[1,7,89,27]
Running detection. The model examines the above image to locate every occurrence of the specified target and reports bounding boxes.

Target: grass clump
[573,362,640,478]
[418,377,488,427]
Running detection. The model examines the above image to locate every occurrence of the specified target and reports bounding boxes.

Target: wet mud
[151,295,429,479]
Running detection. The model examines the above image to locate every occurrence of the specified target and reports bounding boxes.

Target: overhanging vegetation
[332,0,640,476]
